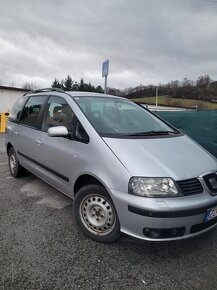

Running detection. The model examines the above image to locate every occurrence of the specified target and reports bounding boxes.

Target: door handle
[35,139,42,146]
[14,131,19,137]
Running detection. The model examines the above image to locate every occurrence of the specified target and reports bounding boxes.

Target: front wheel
[74,184,121,243]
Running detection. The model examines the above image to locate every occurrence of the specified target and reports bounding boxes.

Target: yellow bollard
[0,112,9,133]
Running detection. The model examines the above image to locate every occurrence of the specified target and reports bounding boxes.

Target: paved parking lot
[0,134,217,289]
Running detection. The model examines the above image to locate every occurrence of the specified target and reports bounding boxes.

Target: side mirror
[47,126,69,137]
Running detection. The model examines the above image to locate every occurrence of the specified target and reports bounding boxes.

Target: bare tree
[22,83,38,90]
[182,78,194,87]
[196,74,212,88]
[9,81,17,87]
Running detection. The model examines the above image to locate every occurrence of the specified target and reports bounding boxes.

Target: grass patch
[132,96,217,109]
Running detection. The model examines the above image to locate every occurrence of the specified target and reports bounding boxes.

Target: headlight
[129,177,182,198]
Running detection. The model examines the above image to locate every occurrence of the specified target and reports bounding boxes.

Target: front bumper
[110,188,217,241]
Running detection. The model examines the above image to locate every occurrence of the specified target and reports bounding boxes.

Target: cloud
[0,0,217,89]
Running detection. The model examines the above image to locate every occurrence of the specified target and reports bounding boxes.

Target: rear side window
[8,97,27,122]
[19,96,46,128]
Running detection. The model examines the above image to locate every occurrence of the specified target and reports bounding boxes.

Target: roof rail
[23,87,65,96]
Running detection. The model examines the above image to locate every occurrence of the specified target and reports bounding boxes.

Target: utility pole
[104,75,107,94]
[155,86,159,110]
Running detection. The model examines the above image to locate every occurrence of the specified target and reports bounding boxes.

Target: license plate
[205,206,217,222]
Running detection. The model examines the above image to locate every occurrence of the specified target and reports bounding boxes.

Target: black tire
[8,147,26,178]
[74,184,121,243]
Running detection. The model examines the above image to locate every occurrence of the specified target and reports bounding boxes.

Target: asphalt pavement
[0,134,217,289]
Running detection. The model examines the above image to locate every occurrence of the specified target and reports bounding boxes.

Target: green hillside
[132,96,217,109]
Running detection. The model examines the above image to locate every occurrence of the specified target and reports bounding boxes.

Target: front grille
[177,178,203,196]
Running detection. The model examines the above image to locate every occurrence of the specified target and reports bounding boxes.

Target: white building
[0,85,29,113]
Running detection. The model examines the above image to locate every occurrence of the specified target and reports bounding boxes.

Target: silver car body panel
[5,91,217,241]
[102,135,217,180]
[110,188,217,241]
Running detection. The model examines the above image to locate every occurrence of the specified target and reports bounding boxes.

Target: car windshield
[75,96,178,137]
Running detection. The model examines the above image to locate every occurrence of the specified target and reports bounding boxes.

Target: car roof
[67,91,125,100]
[23,89,125,100]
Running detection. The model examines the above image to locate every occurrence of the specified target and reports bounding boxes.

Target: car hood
[103,135,217,180]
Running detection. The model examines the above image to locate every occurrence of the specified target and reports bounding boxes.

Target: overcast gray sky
[0,0,217,89]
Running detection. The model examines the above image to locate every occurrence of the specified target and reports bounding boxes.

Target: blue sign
[102,59,109,77]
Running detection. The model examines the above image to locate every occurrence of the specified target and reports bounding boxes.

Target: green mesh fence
[156,110,217,158]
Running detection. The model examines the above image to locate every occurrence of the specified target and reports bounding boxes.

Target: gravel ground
[1,134,217,289]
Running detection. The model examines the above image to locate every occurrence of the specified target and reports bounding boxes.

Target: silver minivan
[5,88,217,243]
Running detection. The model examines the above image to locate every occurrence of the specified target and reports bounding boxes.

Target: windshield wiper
[128,130,178,136]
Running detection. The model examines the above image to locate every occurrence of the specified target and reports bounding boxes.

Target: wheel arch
[6,142,13,156]
[73,174,107,197]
